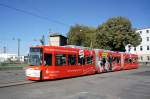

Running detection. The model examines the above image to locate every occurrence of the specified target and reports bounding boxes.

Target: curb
[0,81,35,88]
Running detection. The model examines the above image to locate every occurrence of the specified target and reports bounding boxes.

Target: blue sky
[0,0,150,55]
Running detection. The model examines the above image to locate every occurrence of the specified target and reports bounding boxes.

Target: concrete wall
[49,35,67,46]
[49,36,60,46]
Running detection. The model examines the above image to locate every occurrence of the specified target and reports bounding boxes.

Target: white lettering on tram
[49,71,60,73]
[83,67,94,74]
[45,70,60,77]
[46,69,60,74]
[67,69,82,72]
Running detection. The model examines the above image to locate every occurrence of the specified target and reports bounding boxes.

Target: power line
[0,3,70,27]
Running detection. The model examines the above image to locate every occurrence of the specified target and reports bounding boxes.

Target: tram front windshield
[29,48,43,66]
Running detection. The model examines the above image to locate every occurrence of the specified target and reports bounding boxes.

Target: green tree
[93,16,142,51]
[67,24,96,47]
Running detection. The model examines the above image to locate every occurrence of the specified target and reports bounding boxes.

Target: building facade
[126,28,150,62]
[49,34,67,46]
[0,53,25,63]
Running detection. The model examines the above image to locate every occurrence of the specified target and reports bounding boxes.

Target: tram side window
[125,58,128,63]
[113,57,120,63]
[44,54,52,66]
[125,58,133,63]
[68,55,76,65]
[78,55,85,65]
[128,58,132,63]
[133,58,137,63]
[101,57,106,66]
[117,57,121,63]
[55,54,66,66]
[135,58,138,63]
[113,57,116,62]
[86,56,93,64]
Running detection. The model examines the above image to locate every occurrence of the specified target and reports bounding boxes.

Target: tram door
[120,53,124,69]
[43,53,53,79]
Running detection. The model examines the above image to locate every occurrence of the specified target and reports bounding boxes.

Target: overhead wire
[0,3,70,27]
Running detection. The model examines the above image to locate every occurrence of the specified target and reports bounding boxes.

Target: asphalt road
[0,70,27,85]
[0,67,150,99]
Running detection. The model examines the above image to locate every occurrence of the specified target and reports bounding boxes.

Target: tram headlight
[26,69,41,77]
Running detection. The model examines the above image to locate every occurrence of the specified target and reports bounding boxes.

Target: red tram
[25,45,139,81]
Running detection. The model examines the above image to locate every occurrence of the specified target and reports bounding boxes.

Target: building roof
[49,33,67,38]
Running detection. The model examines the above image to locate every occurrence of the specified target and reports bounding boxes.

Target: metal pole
[3,46,6,53]
[17,38,20,57]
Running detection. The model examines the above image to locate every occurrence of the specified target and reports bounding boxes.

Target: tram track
[0,80,35,88]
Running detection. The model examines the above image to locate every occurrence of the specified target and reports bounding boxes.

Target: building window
[147,37,149,41]
[146,30,149,33]
[134,47,136,51]
[128,45,131,52]
[140,46,143,51]
[147,56,150,60]
[147,46,149,50]
[139,31,142,34]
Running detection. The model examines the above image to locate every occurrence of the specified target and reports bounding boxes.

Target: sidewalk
[0,70,34,88]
